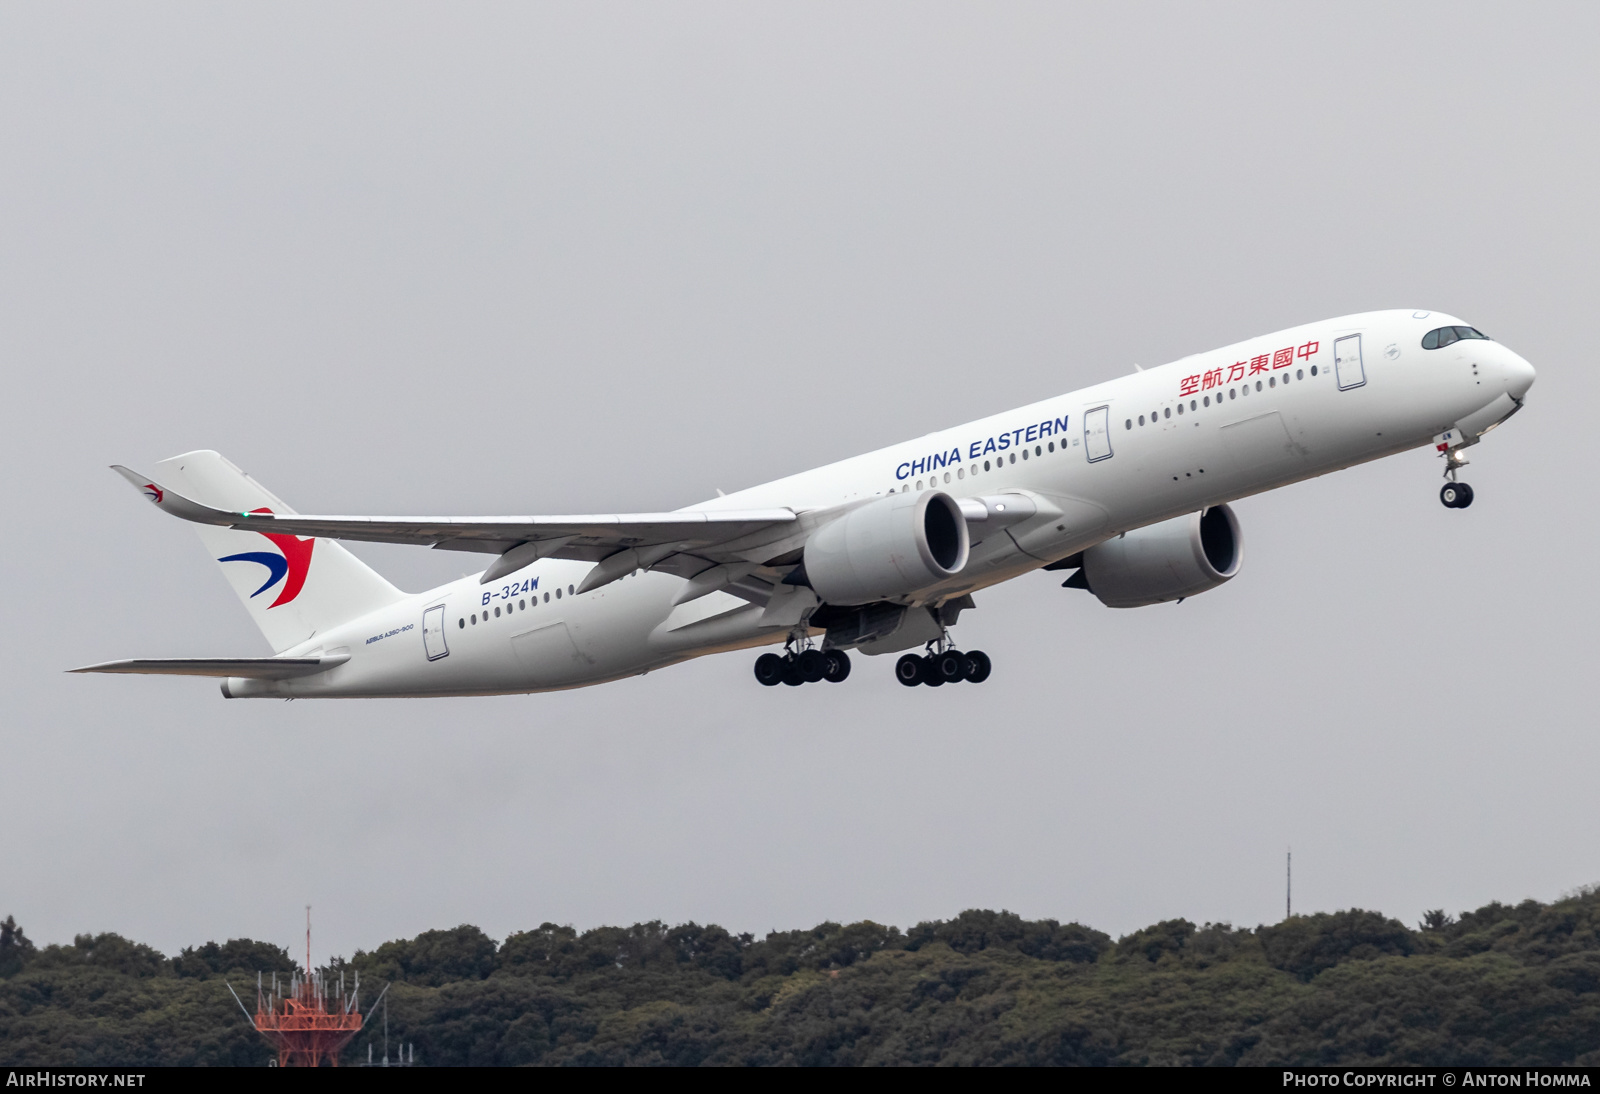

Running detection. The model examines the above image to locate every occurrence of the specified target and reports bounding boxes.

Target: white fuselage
[240,309,1534,698]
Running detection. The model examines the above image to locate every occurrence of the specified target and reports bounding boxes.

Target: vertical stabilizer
[152,450,405,653]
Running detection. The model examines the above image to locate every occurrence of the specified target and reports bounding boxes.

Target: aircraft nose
[1503,351,1536,400]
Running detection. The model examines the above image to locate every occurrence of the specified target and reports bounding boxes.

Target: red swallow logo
[215,507,315,608]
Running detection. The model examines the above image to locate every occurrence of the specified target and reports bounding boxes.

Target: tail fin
[146,450,405,653]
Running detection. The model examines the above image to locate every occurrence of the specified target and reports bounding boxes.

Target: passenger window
[957,467,965,479]
[1255,380,1263,391]
[555,589,561,599]
[1138,415,1145,426]
[1189,400,1196,411]
[494,606,501,617]
[1021,449,1029,460]
[568,585,574,595]
[544,592,550,602]
[983,460,991,471]
[520,599,526,610]
[470,613,477,624]
[1163,408,1170,419]
[944,472,951,483]
[1310,365,1318,376]
[1034,445,1042,456]
[458,618,465,629]
[1296,369,1303,380]
[1009,453,1016,464]
[1177,404,1184,415]
[1269,376,1276,387]
[1203,396,1210,406]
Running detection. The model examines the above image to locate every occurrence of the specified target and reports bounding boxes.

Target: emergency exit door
[422,604,449,661]
[1334,334,1366,391]
[1084,406,1113,462]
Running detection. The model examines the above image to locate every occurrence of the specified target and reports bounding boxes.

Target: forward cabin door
[422,604,449,661]
[1083,405,1113,462]
[1334,334,1366,391]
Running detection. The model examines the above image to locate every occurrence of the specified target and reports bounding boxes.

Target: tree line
[1,891,1597,1065]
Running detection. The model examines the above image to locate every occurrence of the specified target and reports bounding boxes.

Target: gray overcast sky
[3,1,1596,963]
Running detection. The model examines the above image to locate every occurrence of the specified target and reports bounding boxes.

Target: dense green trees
[2,890,1597,1066]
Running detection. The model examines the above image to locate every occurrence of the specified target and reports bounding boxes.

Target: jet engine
[1074,505,1242,608]
[803,490,970,605]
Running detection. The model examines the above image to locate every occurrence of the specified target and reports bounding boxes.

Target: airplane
[73,309,1534,698]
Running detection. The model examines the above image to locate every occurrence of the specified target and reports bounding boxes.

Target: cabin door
[1083,406,1113,462]
[1334,334,1366,391]
[422,604,449,661]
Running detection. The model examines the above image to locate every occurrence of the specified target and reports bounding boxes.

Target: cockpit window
[1422,325,1491,350]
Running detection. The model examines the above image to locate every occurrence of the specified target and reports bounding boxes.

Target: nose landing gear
[1436,433,1475,509]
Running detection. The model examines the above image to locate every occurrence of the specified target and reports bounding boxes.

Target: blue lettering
[968,442,981,460]
[1054,415,1069,434]
[1025,424,1038,443]
[947,447,962,465]
[933,451,946,470]
[1012,428,1026,446]
[896,462,910,480]
[997,434,1010,451]
[982,437,997,455]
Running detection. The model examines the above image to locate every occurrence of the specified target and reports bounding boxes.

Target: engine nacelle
[804,491,970,606]
[1080,505,1242,608]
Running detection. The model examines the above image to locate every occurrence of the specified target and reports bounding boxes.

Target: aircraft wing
[111,465,799,576]
[70,655,348,679]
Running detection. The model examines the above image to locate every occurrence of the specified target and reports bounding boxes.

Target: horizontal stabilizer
[69,654,349,679]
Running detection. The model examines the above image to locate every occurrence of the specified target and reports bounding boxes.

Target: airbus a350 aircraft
[75,310,1534,698]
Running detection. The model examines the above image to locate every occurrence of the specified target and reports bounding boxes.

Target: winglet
[110,465,241,526]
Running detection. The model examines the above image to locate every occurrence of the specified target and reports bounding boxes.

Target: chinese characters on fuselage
[1179,340,1321,398]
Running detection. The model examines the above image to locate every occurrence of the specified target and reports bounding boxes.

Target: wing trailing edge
[111,464,796,560]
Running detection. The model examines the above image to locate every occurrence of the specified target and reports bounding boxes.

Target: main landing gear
[754,648,851,687]
[895,647,991,687]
